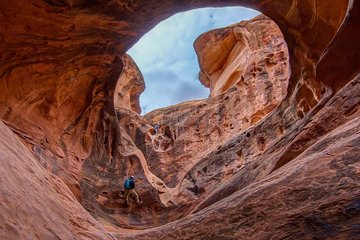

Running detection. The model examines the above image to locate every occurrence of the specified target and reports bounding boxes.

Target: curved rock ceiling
[0,0,359,239]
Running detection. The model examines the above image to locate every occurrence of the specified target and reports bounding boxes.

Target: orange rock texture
[0,0,359,239]
[0,121,111,239]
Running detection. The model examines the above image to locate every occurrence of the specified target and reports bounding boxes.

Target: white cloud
[128,7,260,114]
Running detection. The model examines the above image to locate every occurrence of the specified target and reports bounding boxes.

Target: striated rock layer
[0,0,359,239]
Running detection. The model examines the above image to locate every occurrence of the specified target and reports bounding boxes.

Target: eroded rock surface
[114,54,144,114]
[196,15,289,98]
[0,0,359,239]
[0,121,111,239]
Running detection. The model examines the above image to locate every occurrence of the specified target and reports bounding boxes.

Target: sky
[127,7,260,114]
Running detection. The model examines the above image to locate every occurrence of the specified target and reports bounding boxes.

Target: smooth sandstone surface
[0,0,359,239]
[0,120,112,239]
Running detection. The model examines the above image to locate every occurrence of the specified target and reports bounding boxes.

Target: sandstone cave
[0,0,359,239]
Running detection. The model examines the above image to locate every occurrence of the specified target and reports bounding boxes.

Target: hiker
[154,124,160,134]
[124,176,142,206]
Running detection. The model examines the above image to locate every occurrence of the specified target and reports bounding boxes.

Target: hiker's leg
[126,189,135,204]
[133,190,140,205]
[126,189,141,205]
[124,189,129,204]
[127,189,139,204]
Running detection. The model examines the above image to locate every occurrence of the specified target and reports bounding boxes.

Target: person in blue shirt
[154,124,160,134]
[124,176,142,206]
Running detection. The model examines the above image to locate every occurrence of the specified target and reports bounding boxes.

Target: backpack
[124,178,134,189]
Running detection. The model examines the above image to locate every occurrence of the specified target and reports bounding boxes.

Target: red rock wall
[0,120,111,239]
[0,0,359,238]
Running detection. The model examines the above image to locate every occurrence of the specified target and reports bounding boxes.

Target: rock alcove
[0,0,359,239]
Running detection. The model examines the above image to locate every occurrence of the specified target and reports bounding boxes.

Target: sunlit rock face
[195,15,289,98]
[114,54,144,114]
[0,0,359,239]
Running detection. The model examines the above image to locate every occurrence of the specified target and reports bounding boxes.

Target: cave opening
[127,7,260,115]
[109,5,291,228]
